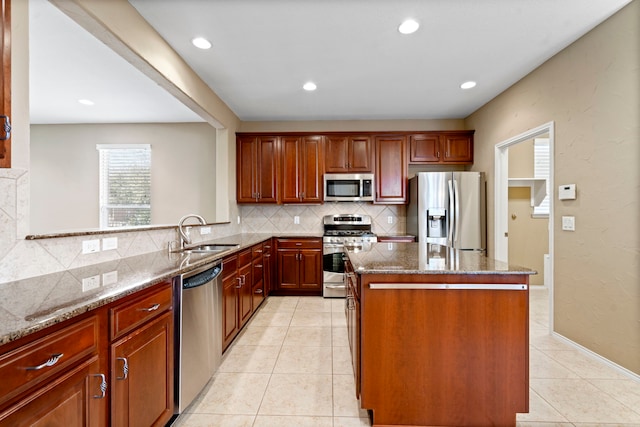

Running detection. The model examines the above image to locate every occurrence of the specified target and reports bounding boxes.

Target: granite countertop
[0,233,276,346]
[347,242,536,275]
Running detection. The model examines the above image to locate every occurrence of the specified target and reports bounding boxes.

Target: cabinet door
[442,133,473,163]
[375,135,408,204]
[111,311,173,427]
[409,134,440,163]
[238,262,253,327]
[0,356,106,426]
[263,241,273,296]
[299,249,322,290]
[236,136,258,202]
[348,136,372,172]
[299,135,324,203]
[222,271,239,350]
[277,249,300,290]
[257,136,279,203]
[324,135,349,173]
[280,136,301,203]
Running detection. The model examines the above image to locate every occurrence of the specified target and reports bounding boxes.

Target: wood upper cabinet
[237,135,279,203]
[374,135,408,204]
[324,135,372,173]
[409,131,474,164]
[281,135,324,203]
[1,0,11,168]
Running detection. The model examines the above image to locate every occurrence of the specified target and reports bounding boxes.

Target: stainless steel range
[322,214,377,297]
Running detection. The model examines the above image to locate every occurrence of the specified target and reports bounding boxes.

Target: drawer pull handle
[26,353,64,370]
[255,288,263,294]
[236,277,242,289]
[116,357,129,380]
[138,303,160,312]
[91,373,108,399]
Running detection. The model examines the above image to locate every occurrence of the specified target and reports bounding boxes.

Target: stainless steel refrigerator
[407,172,486,251]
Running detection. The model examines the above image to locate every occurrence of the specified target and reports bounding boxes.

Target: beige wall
[239,119,465,133]
[30,123,217,234]
[466,1,639,373]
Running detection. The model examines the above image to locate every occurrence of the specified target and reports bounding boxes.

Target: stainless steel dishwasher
[173,261,223,414]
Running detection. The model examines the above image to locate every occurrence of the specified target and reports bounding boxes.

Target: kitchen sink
[181,243,239,254]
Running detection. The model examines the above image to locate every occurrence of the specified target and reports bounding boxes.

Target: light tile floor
[175,288,640,427]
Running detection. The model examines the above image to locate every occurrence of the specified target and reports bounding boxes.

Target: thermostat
[558,184,576,200]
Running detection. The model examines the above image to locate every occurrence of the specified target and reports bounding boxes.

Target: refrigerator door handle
[448,179,455,246]
[453,179,461,248]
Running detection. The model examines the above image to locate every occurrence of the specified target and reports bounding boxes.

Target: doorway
[494,122,554,331]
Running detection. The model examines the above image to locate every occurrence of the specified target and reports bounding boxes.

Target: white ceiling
[30,0,632,124]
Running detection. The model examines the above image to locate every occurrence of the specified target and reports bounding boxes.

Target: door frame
[494,121,554,331]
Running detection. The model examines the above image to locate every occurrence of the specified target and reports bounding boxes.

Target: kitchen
[1,0,639,426]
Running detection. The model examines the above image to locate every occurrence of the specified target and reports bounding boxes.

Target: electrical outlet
[237,216,241,224]
[200,226,212,235]
[82,239,100,254]
[294,216,300,224]
[82,275,100,292]
[102,237,118,251]
[387,216,393,224]
[102,270,118,286]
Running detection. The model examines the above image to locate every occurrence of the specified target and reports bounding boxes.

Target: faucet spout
[178,214,207,248]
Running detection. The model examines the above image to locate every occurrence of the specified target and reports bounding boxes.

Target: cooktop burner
[322,214,377,243]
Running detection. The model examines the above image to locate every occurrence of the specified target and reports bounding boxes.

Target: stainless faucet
[178,214,207,249]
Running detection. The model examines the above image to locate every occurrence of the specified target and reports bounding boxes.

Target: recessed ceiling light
[78,99,94,106]
[303,82,317,91]
[398,19,419,35]
[460,81,477,89]
[192,37,212,50]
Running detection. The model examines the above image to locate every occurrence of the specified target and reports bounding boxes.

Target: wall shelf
[508,178,547,207]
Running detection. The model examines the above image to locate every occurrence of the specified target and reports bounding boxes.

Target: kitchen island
[346,242,535,427]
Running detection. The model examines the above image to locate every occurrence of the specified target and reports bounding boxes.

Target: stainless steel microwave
[324,173,374,202]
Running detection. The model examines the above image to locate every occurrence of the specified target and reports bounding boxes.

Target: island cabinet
[357,273,529,427]
[374,134,408,204]
[274,237,323,296]
[109,280,174,427]
[281,135,324,203]
[236,135,279,203]
[324,135,373,173]
[409,130,474,164]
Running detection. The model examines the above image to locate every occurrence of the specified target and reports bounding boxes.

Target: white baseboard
[551,331,640,382]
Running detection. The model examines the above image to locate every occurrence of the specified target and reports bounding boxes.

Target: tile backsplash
[240,203,406,236]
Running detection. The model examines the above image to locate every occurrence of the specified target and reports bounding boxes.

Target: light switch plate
[200,226,212,235]
[294,216,300,224]
[562,216,575,231]
[102,237,118,251]
[102,270,118,286]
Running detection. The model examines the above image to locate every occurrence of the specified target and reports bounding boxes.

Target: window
[97,144,151,228]
[533,138,550,217]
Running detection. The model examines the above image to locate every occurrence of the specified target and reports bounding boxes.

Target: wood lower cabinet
[109,281,174,427]
[222,240,273,351]
[409,131,474,164]
[324,135,372,173]
[0,280,173,426]
[0,356,105,426]
[110,311,173,427]
[274,238,323,295]
[344,258,360,398]
[375,134,408,204]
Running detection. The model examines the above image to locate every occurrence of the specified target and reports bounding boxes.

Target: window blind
[97,144,151,228]
[533,138,550,217]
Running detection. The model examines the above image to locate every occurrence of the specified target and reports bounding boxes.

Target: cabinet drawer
[0,315,99,406]
[238,248,252,267]
[222,254,238,279]
[252,244,264,259]
[110,282,172,340]
[276,238,322,249]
